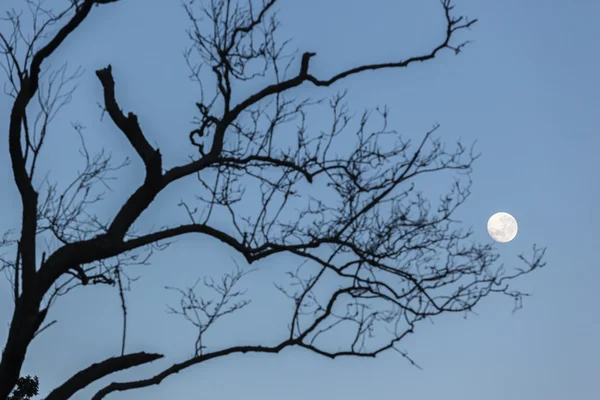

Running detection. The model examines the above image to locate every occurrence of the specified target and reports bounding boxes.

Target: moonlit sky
[0,0,598,399]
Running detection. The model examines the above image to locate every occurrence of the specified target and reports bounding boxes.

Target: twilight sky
[1,0,598,399]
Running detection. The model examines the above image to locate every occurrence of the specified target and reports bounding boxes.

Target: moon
[487,212,518,243]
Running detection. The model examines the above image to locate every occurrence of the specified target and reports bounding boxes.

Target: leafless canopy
[0,0,545,399]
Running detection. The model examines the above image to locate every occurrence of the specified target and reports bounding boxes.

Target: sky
[0,0,598,399]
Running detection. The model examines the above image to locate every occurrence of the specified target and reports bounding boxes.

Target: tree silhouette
[0,0,546,398]
[7,376,39,400]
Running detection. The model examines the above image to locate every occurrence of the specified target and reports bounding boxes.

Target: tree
[7,376,38,400]
[0,0,546,398]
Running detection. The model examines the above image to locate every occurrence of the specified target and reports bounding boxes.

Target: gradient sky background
[1,0,598,399]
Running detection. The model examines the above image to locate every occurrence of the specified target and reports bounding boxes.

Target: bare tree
[0,0,546,399]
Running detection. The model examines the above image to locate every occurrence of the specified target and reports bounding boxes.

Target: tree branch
[221,0,477,136]
[45,352,163,400]
[92,341,294,399]
[0,2,123,398]
[95,65,162,178]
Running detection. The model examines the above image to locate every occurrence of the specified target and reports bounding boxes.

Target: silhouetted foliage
[8,376,39,400]
[0,0,545,399]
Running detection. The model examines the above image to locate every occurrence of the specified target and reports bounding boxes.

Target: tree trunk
[0,300,40,399]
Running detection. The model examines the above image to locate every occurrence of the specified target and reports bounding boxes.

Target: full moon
[487,212,518,243]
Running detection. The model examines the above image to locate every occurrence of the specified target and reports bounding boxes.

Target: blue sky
[0,0,598,399]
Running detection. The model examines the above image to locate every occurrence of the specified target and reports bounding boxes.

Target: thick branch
[94,64,164,239]
[28,0,119,92]
[92,341,295,399]
[37,236,123,297]
[95,65,162,178]
[45,352,163,400]
[115,223,331,266]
